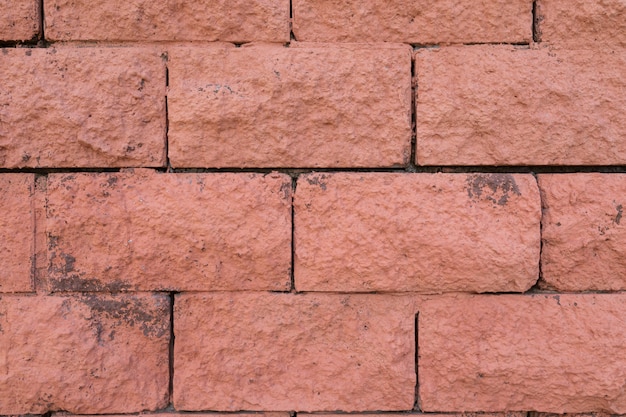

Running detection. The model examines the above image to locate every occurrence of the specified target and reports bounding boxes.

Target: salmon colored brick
[292,0,532,43]
[0,294,170,414]
[419,294,626,412]
[295,173,540,293]
[537,0,626,46]
[0,174,34,293]
[304,414,527,417]
[168,44,411,168]
[0,0,39,40]
[540,174,626,291]
[44,0,288,42]
[416,45,626,166]
[174,293,416,411]
[46,170,291,292]
[0,47,166,168]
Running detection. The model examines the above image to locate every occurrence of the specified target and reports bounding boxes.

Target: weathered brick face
[1,0,625,415]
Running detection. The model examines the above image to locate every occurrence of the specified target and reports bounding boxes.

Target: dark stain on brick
[306,174,328,191]
[79,294,169,343]
[466,174,521,206]
[50,274,132,293]
[615,204,623,225]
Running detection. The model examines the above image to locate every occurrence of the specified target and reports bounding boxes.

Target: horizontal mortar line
[3,166,626,175]
[26,289,626,297]
[0,39,533,49]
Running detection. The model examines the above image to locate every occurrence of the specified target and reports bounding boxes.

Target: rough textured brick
[0,294,169,414]
[416,45,626,166]
[174,293,415,411]
[46,170,291,292]
[540,174,626,291]
[292,0,532,43]
[0,174,34,293]
[0,0,39,40]
[537,0,626,46]
[0,47,166,168]
[168,44,411,168]
[295,173,540,293]
[419,294,626,413]
[304,414,526,417]
[45,0,288,42]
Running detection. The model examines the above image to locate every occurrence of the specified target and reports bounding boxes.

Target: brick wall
[1,0,625,415]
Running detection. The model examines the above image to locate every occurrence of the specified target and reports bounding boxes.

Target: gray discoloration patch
[466,174,521,206]
[79,295,169,343]
[50,274,132,293]
[305,174,329,191]
[615,204,623,225]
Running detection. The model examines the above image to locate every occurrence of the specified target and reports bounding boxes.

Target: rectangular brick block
[293,0,532,43]
[168,44,411,168]
[0,294,170,414]
[295,173,540,293]
[0,174,34,293]
[537,0,626,46]
[419,294,626,412]
[0,0,39,40]
[539,174,626,291]
[416,45,626,165]
[174,293,416,411]
[46,170,291,292]
[0,47,166,168]
[45,0,288,42]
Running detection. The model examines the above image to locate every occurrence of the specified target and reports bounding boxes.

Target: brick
[0,0,39,41]
[0,174,34,293]
[174,293,416,411]
[0,294,169,414]
[303,414,526,417]
[416,45,626,166]
[0,47,166,168]
[295,173,540,293]
[46,170,291,292]
[168,44,411,168]
[44,0,288,42]
[539,174,626,291]
[537,0,626,46]
[419,294,626,412]
[292,0,532,43]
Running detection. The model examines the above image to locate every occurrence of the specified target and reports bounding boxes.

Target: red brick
[539,174,626,291]
[292,0,532,43]
[0,0,39,41]
[416,45,626,165]
[0,47,166,168]
[46,170,291,292]
[173,293,416,411]
[45,0,288,42]
[168,44,411,168]
[304,414,526,417]
[537,0,626,46]
[0,174,34,293]
[295,173,540,293]
[419,294,626,412]
[0,294,169,414]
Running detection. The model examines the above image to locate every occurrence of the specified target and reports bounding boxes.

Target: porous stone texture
[0,294,170,414]
[416,45,626,165]
[0,47,166,168]
[173,293,416,411]
[45,0,289,42]
[292,0,532,43]
[295,173,540,293]
[46,170,292,292]
[168,44,411,168]
[537,0,626,46]
[540,174,626,291]
[0,174,34,292]
[0,0,39,40]
[419,294,626,413]
[304,414,526,417]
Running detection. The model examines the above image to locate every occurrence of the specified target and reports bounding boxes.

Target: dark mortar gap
[168,291,177,406]
[413,313,420,411]
[289,0,297,41]
[290,174,297,292]
[39,0,45,41]
[0,38,41,48]
[532,1,541,43]
[164,64,172,173]
[408,55,418,173]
